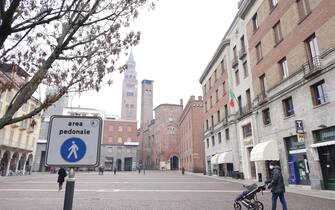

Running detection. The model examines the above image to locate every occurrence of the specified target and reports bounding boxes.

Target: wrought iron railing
[303,56,322,78]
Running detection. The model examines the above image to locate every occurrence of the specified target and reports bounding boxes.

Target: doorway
[247,147,256,179]
[170,156,179,170]
[116,159,122,171]
[318,145,335,190]
[124,157,132,171]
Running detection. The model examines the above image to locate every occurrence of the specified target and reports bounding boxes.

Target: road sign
[45,115,102,167]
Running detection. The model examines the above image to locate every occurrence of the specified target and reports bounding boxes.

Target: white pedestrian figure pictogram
[67,141,79,159]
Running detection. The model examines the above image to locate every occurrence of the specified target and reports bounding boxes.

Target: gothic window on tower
[145,89,152,95]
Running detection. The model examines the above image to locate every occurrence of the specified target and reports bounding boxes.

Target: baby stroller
[233,183,266,210]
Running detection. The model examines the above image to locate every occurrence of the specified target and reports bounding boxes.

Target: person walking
[113,167,117,175]
[267,162,288,210]
[57,167,67,191]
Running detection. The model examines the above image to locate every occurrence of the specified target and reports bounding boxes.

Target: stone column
[22,154,29,175]
[15,153,22,172]
[5,151,14,176]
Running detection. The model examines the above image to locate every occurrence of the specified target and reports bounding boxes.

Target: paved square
[0,171,334,210]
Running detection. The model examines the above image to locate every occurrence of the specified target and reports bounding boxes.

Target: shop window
[282,96,295,117]
[310,80,327,106]
[242,123,252,138]
[262,108,271,125]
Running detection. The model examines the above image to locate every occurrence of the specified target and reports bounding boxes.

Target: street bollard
[63,168,75,210]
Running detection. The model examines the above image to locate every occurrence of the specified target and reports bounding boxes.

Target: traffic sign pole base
[63,169,75,210]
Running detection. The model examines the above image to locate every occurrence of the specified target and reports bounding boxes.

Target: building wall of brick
[102,119,137,145]
[179,96,205,173]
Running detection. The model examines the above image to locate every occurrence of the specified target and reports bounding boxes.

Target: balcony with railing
[303,56,322,79]
[231,57,238,68]
[254,93,268,106]
[239,48,247,60]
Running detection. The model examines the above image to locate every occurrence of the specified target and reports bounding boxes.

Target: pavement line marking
[0,189,253,193]
[2,181,228,184]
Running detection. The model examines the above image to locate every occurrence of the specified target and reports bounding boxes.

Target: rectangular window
[262,108,271,125]
[225,128,230,140]
[297,0,311,20]
[237,95,242,112]
[233,46,238,60]
[282,97,295,117]
[206,139,209,148]
[210,96,213,108]
[206,119,209,130]
[221,59,225,74]
[212,136,215,146]
[252,13,259,32]
[215,89,219,102]
[256,42,263,61]
[126,91,134,96]
[305,34,320,66]
[203,84,207,95]
[246,89,252,109]
[269,0,278,10]
[211,115,214,127]
[273,21,283,44]
[243,61,249,78]
[224,104,228,121]
[259,74,266,96]
[242,123,252,138]
[214,70,217,81]
[205,101,208,112]
[279,57,289,79]
[310,80,327,106]
[118,126,123,132]
[240,36,246,52]
[217,110,220,122]
[209,77,212,88]
[218,132,222,144]
[222,82,226,96]
[235,69,240,86]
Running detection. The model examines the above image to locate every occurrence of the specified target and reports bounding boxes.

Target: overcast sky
[71,0,239,118]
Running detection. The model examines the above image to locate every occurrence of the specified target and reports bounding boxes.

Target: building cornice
[237,0,256,20]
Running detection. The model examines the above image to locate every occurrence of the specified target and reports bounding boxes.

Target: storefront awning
[218,151,233,164]
[210,154,219,165]
[310,140,335,148]
[250,140,279,161]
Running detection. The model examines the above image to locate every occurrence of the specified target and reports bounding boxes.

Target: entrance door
[116,159,122,171]
[318,145,335,190]
[170,156,179,170]
[247,147,256,179]
[124,158,132,171]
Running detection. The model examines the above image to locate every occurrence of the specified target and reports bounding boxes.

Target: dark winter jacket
[269,166,285,194]
[57,168,67,183]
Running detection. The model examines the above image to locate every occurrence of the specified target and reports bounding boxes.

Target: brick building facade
[179,96,205,173]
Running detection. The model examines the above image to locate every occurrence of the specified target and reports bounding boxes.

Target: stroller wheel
[247,201,264,210]
[233,202,241,210]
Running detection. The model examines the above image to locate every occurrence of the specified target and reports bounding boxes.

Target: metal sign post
[45,116,102,210]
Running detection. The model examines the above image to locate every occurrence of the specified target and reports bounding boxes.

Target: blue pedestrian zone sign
[45,115,102,167]
[61,138,86,162]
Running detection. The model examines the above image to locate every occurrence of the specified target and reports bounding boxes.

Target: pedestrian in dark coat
[267,162,288,210]
[57,168,67,191]
[113,167,117,175]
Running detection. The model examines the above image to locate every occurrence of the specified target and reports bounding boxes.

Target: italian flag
[229,89,235,107]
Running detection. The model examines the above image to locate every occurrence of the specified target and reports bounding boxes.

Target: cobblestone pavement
[0,171,335,210]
